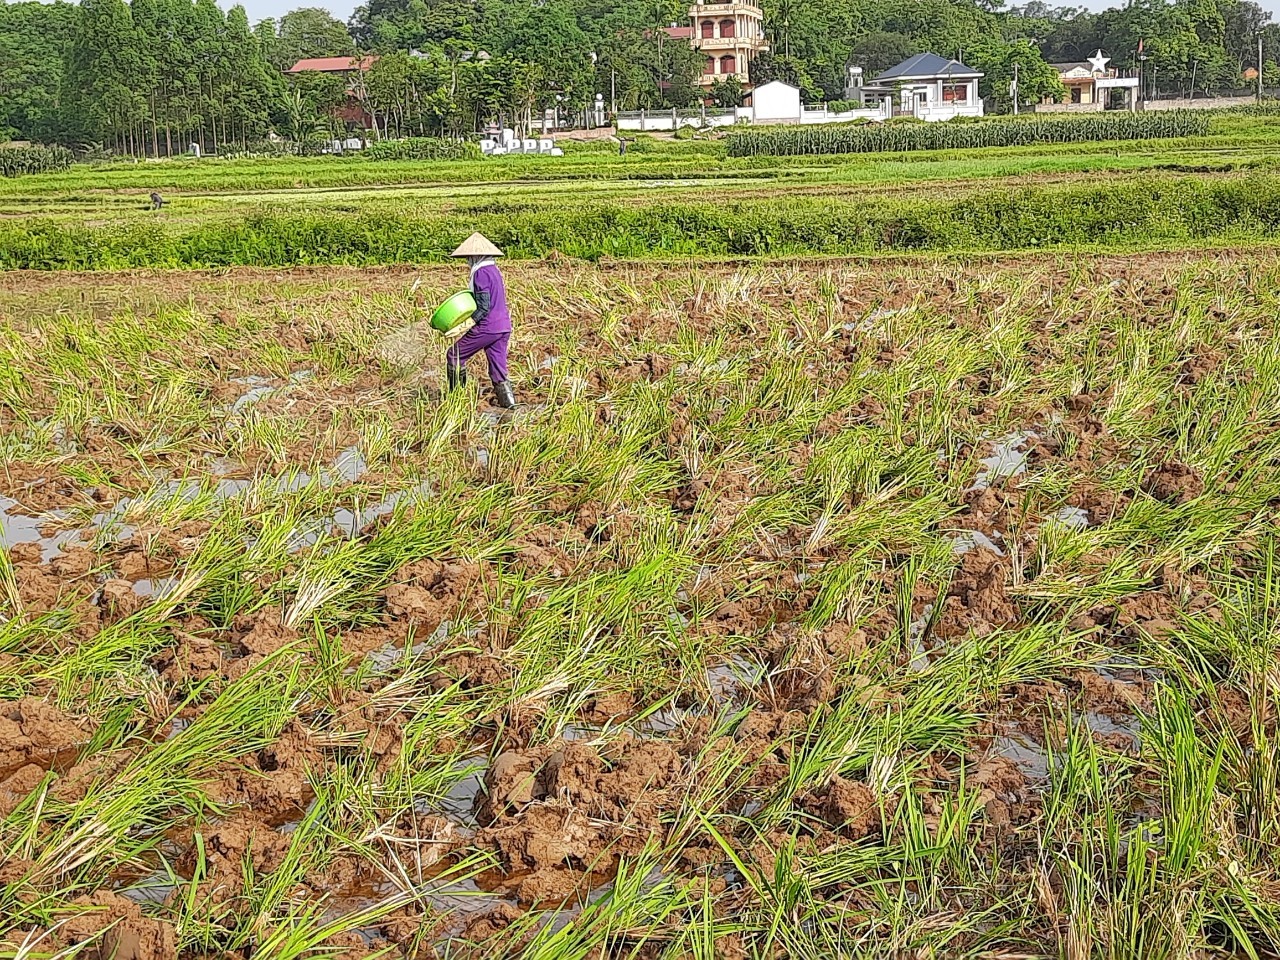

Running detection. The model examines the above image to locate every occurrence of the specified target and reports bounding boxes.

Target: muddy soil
[0,254,1272,956]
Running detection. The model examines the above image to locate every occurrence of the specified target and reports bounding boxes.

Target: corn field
[0,144,74,177]
[726,110,1213,157]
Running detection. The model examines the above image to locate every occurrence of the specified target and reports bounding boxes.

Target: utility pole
[612,68,617,115]
[1261,35,1266,103]
[1012,61,1019,114]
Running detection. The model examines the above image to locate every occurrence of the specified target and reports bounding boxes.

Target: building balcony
[694,35,765,51]
[689,0,762,16]
[697,71,749,85]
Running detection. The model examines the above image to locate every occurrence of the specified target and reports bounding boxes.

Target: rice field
[2,251,1280,958]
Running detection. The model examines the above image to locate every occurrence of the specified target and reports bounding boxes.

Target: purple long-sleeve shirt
[470,263,512,334]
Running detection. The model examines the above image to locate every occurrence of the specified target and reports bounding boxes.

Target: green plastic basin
[431,290,476,333]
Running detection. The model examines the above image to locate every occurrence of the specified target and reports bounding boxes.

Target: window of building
[941,84,968,103]
[720,54,736,75]
[707,56,716,75]
[701,20,714,39]
[719,19,735,38]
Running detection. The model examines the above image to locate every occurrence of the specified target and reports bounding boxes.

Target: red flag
[1138,38,1144,54]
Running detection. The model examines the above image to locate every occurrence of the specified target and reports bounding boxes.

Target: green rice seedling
[5,253,1280,955]
[5,653,306,907]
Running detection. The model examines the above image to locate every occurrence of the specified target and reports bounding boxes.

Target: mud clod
[804,775,882,839]
[56,892,177,960]
[0,698,93,773]
[932,549,1016,640]
[1142,461,1204,503]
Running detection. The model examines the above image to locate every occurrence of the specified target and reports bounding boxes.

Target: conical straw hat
[451,233,504,257]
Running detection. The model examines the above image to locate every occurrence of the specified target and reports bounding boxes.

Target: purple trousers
[447,328,509,384]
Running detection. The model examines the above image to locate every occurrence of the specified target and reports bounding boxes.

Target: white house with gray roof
[856,53,984,121]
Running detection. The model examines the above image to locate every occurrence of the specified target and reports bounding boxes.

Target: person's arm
[471,270,492,323]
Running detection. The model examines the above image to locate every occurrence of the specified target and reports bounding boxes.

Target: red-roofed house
[287,55,379,74]
[287,56,379,129]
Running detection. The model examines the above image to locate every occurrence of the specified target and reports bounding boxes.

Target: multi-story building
[687,0,768,87]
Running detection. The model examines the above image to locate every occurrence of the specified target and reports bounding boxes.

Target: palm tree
[283,89,326,144]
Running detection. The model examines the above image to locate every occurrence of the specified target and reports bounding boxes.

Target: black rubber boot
[494,380,517,410]
[446,366,466,392]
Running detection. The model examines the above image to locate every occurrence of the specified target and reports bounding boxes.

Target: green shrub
[0,144,74,177]
[5,174,1280,268]
[725,110,1212,156]
[823,99,862,114]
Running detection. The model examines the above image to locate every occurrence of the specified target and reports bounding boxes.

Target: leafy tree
[0,2,78,142]
[283,88,328,141]
[968,37,1065,108]
[289,68,347,122]
[499,4,596,111]
[709,77,745,106]
[849,30,919,77]
[1220,0,1269,77]
[224,5,279,146]
[871,0,996,63]
[62,0,143,151]
[349,0,475,52]
[751,52,820,101]
[761,0,863,96]
[271,7,354,69]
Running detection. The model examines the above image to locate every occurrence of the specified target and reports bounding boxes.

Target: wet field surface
[1,255,1278,957]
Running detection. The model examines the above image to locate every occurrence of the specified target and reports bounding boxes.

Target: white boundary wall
[1144,95,1255,110]
[615,101,889,131]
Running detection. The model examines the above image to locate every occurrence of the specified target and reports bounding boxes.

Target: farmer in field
[447,233,516,409]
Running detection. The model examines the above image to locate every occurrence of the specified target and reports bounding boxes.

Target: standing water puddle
[1,499,83,560]
[995,733,1050,779]
[228,375,278,414]
[951,530,1005,556]
[1051,506,1091,530]
[707,656,764,701]
[132,577,177,598]
[116,870,178,907]
[416,754,489,827]
[326,446,369,484]
[971,432,1037,490]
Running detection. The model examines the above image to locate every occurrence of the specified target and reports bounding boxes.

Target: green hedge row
[2,175,1278,269]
